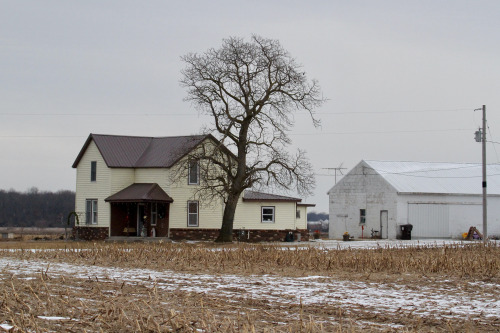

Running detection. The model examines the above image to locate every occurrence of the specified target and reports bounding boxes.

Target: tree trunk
[215,193,240,242]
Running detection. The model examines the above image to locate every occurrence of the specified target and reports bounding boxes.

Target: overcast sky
[2,1,500,213]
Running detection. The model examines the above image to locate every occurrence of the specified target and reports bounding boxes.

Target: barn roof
[72,134,211,168]
[363,160,500,195]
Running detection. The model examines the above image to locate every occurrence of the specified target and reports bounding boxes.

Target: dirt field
[0,240,498,332]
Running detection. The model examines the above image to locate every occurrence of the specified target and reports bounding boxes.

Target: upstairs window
[188,160,199,185]
[296,210,301,219]
[90,161,97,182]
[261,206,275,223]
[360,209,366,224]
[86,199,98,225]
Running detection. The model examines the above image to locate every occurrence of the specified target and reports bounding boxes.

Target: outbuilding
[328,160,500,239]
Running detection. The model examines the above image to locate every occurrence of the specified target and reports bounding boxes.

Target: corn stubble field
[0,241,499,332]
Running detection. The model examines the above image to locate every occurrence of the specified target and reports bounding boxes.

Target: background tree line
[0,188,75,228]
[306,212,329,233]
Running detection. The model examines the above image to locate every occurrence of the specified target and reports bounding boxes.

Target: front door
[137,204,146,236]
[380,210,388,239]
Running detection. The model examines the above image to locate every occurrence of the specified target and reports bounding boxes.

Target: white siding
[110,169,134,194]
[234,200,298,230]
[135,168,168,189]
[168,155,224,229]
[295,206,308,229]
[328,161,398,239]
[168,195,224,229]
[75,141,111,229]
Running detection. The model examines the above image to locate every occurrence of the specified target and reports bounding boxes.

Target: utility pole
[475,105,487,241]
[482,105,487,241]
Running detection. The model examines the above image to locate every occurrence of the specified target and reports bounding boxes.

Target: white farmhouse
[328,160,500,239]
[72,134,313,241]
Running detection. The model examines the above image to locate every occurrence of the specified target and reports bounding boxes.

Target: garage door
[408,203,449,238]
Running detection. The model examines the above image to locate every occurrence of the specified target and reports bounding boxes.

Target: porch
[105,183,173,238]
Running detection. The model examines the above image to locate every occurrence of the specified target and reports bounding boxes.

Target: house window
[151,203,157,226]
[296,210,301,219]
[261,206,275,223]
[188,160,199,185]
[85,199,98,225]
[90,161,97,182]
[187,201,199,227]
[360,209,366,224]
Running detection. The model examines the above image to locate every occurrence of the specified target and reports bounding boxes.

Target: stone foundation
[73,226,109,241]
[170,228,309,242]
[71,226,309,242]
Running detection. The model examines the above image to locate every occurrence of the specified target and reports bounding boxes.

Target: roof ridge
[92,133,207,140]
[153,134,208,139]
[134,137,156,167]
[145,183,158,199]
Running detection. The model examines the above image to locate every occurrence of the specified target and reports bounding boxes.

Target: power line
[487,124,500,163]
[312,107,472,115]
[375,164,482,174]
[0,128,475,139]
[0,107,473,117]
[0,113,196,117]
[344,172,500,179]
[351,163,500,179]
[291,128,473,136]
[0,135,84,138]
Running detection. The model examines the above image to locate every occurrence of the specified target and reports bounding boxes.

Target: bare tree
[180,35,325,242]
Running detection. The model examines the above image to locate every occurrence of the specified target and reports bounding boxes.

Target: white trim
[188,160,200,185]
[261,206,275,223]
[359,208,366,225]
[90,161,97,182]
[187,201,199,227]
[85,199,98,225]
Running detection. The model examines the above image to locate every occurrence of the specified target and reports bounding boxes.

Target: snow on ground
[37,316,73,321]
[304,238,478,249]
[0,254,498,322]
[0,323,13,330]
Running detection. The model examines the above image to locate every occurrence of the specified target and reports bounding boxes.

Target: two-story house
[72,133,313,241]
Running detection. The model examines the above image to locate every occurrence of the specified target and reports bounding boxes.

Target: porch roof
[105,183,173,203]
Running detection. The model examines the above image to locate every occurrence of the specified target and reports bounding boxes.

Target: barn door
[380,210,388,239]
[408,203,449,238]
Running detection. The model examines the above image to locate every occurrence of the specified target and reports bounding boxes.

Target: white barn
[328,160,500,239]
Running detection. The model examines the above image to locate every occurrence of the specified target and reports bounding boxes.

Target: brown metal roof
[105,183,173,203]
[72,134,209,168]
[243,191,302,202]
[134,136,206,167]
